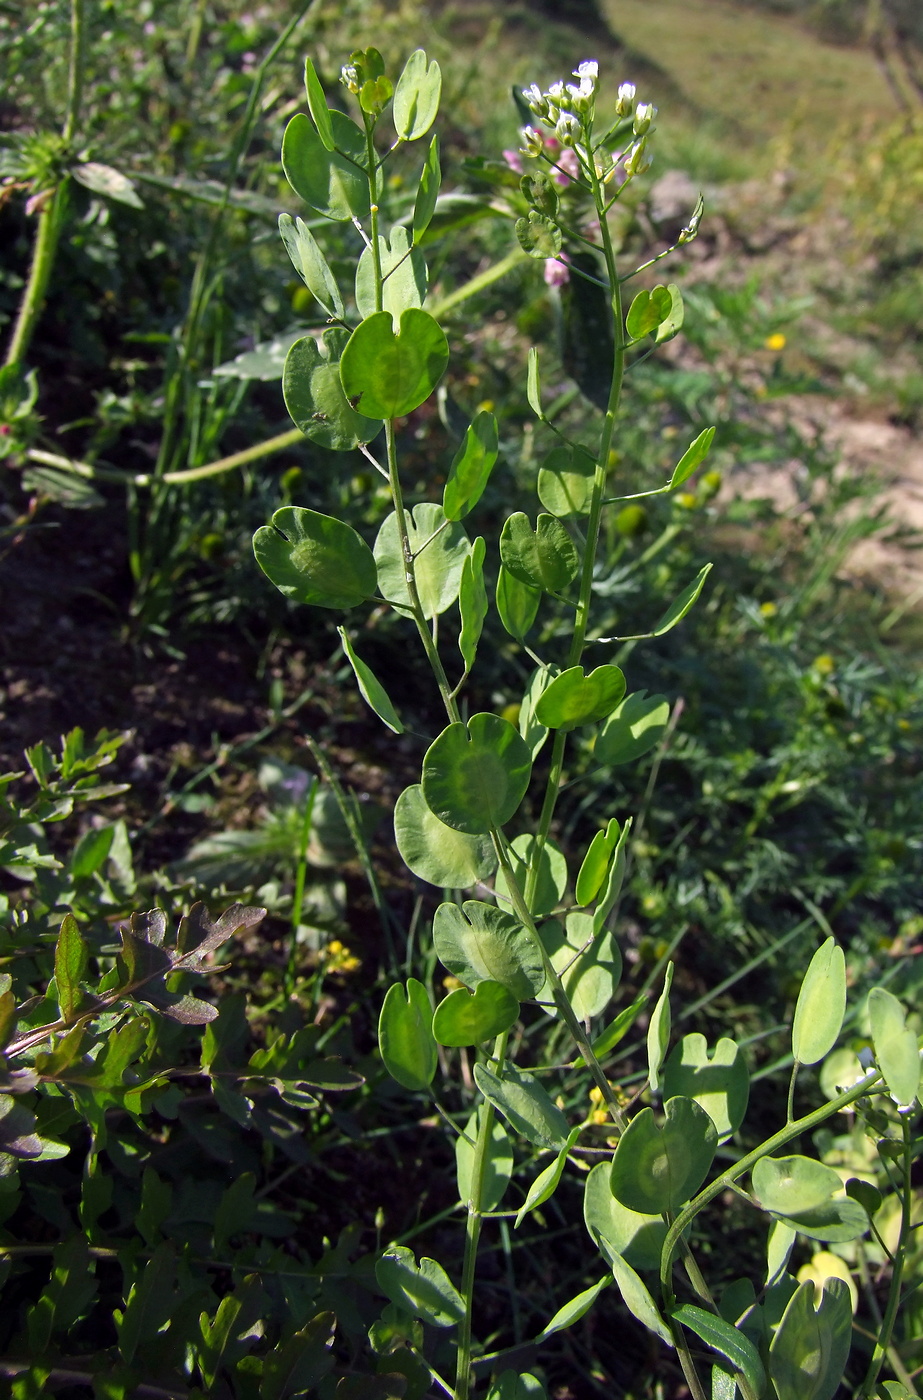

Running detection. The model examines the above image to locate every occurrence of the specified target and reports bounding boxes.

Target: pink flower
[544,255,570,287]
[554,148,580,186]
[502,148,524,175]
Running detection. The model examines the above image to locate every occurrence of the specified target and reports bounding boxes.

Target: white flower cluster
[521,64,656,175]
[340,62,360,94]
[522,59,599,144]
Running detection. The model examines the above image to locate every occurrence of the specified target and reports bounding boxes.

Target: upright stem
[455,1036,507,1400]
[525,149,626,901]
[63,0,87,145]
[3,190,68,368]
[858,1112,913,1398]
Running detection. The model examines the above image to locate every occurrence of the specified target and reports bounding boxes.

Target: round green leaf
[378,980,437,1091]
[374,503,469,620]
[626,284,673,341]
[393,49,441,140]
[769,1279,852,1400]
[538,444,596,517]
[752,1155,843,1218]
[595,692,669,766]
[610,1096,718,1215]
[868,987,921,1108]
[282,112,369,222]
[500,513,579,595]
[662,1033,750,1139]
[494,833,567,919]
[456,1108,513,1212]
[534,664,626,732]
[355,225,427,325]
[422,713,532,834]
[375,1245,464,1328]
[340,309,448,419]
[432,899,544,1001]
[792,938,846,1066]
[584,1161,667,1271]
[473,1062,568,1148]
[539,915,622,1022]
[515,210,562,259]
[394,784,494,888]
[432,981,519,1047]
[253,506,377,610]
[751,1156,870,1239]
[283,331,381,451]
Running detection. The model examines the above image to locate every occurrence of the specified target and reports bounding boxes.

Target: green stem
[62,0,87,145]
[857,1112,913,1398]
[4,187,68,368]
[523,141,626,912]
[493,835,626,1134]
[284,777,318,997]
[384,423,459,725]
[659,1067,885,1302]
[455,1035,507,1400]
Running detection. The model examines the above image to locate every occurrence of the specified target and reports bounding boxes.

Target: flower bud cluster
[522,59,598,128]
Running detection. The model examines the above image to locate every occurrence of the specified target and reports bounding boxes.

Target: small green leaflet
[413,134,441,241]
[375,1244,464,1328]
[443,411,499,521]
[378,980,437,1092]
[393,50,442,141]
[515,1127,579,1226]
[791,938,846,1066]
[670,426,715,490]
[474,1062,569,1147]
[868,987,921,1107]
[338,628,403,733]
[647,961,674,1093]
[54,913,88,1024]
[594,565,711,643]
[458,536,488,678]
[304,56,335,152]
[527,347,543,419]
[671,1304,766,1398]
[596,1237,674,1347]
[537,1276,611,1340]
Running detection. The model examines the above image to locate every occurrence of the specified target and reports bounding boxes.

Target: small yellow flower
[443,974,464,991]
[591,1108,609,1125]
[812,653,835,676]
[476,399,495,414]
[760,601,777,617]
[765,332,786,351]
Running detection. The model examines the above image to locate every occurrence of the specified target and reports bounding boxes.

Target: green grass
[599,0,903,172]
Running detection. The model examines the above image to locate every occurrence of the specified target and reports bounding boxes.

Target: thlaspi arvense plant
[253,48,922,1400]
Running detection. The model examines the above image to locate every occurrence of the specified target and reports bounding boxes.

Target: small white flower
[625,137,651,176]
[616,81,636,117]
[574,60,598,83]
[634,101,656,135]
[522,82,547,117]
[340,63,360,94]
[546,80,567,101]
[555,113,581,148]
[519,125,545,157]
